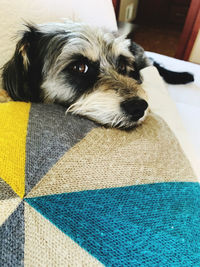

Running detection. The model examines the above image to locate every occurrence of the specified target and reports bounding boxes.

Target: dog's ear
[2,24,42,102]
[128,41,151,84]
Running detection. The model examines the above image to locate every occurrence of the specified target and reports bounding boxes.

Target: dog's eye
[118,63,127,74]
[72,63,89,74]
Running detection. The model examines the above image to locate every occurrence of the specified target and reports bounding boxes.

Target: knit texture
[26,183,200,266]
[25,103,96,195]
[0,102,199,266]
[0,102,30,198]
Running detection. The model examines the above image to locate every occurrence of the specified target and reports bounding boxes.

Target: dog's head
[2,21,149,129]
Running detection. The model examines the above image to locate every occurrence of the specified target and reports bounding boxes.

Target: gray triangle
[25,103,97,195]
[0,202,24,266]
[0,178,18,200]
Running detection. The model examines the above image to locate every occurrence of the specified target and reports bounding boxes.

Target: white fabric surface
[0,0,117,71]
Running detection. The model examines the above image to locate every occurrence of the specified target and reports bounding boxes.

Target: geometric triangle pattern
[25,103,96,195]
[0,197,22,226]
[26,114,197,198]
[25,183,200,266]
[0,102,200,266]
[0,202,24,266]
[24,203,102,266]
[0,178,18,200]
[0,102,31,198]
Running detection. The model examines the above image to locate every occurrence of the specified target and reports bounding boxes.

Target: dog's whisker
[111,114,124,127]
[66,103,75,114]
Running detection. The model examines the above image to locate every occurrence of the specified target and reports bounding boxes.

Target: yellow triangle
[0,102,31,198]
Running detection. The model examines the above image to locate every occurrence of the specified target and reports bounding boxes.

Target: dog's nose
[121,97,148,121]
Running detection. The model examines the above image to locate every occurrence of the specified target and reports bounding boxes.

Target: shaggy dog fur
[0,21,193,129]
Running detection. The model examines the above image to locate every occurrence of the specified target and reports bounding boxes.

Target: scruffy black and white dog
[1,21,193,129]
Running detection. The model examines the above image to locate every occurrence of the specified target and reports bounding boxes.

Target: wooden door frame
[175,0,200,60]
[112,0,120,20]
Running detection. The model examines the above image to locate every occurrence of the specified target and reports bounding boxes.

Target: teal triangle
[25,182,200,266]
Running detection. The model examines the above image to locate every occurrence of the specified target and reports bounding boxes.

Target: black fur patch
[2,25,69,102]
[63,54,100,99]
[129,40,194,85]
[2,25,42,101]
[128,42,148,83]
[153,61,194,84]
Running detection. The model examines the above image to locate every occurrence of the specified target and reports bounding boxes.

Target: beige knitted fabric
[0,198,21,226]
[27,112,196,198]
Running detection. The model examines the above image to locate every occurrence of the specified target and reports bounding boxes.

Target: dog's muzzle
[120,97,148,121]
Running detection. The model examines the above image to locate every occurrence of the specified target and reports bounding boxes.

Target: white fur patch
[66,90,147,128]
[41,75,75,103]
[67,91,123,126]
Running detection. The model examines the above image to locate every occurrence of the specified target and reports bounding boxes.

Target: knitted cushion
[0,101,200,266]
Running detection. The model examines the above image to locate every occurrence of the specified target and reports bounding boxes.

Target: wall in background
[189,30,200,64]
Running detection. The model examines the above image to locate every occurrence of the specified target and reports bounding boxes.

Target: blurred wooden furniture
[135,0,190,26]
[112,0,120,19]
[169,0,191,25]
[175,0,200,61]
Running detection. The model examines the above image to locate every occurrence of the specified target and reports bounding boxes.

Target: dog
[0,21,194,129]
